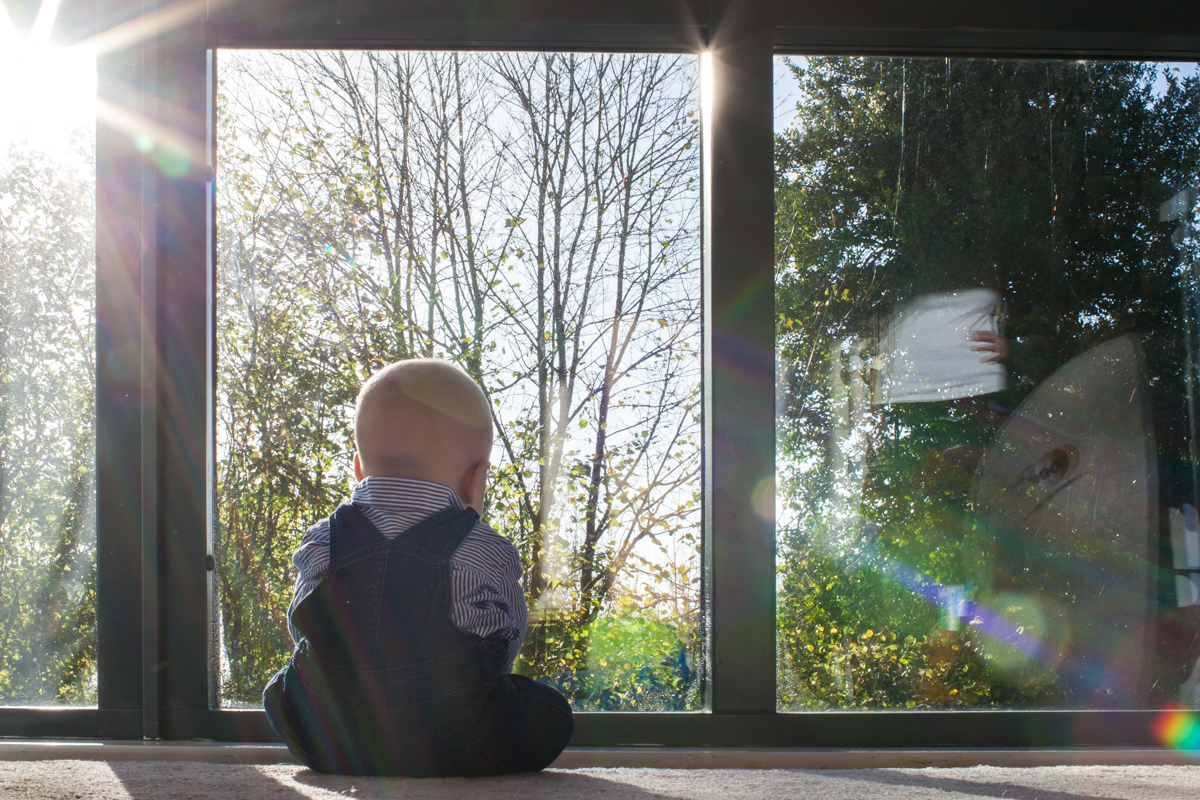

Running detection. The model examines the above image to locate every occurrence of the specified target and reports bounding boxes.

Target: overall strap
[400,506,480,560]
[327,502,383,569]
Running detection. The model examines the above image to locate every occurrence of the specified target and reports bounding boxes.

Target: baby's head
[353,359,493,514]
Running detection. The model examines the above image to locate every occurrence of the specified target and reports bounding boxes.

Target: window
[0,25,97,706]
[2,0,1197,748]
[213,49,704,711]
[775,56,1200,711]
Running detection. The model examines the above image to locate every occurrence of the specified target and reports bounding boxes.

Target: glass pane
[0,32,97,704]
[214,51,703,710]
[775,57,1200,710]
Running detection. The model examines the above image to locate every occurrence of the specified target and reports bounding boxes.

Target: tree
[0,138,97,703]
[775,57,1200,708]
[214,51,703,707]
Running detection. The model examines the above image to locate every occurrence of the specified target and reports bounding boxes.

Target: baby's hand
[968,330,1008,364]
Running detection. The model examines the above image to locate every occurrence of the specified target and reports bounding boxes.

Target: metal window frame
[2,0,1197,746]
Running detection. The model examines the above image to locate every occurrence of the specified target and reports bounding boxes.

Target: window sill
[0,741,1193,768]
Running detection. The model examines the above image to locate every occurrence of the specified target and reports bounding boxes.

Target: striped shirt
[288,476,527,670]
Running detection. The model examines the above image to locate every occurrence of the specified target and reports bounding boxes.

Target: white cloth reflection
[883,288,1005,403]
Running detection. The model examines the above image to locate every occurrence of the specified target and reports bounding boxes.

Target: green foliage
[524,613,695,711]
[777,542,1056,709]
[775,58,1200,708]
[0,140,97,704]
[577,615,694,710]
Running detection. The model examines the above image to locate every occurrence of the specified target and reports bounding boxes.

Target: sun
[0,4,96,156]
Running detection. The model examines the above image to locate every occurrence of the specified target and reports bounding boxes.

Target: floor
[3,760,1200,800]
[0,744,1198,799]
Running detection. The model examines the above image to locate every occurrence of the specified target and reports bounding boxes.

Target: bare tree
[216,50,702,704]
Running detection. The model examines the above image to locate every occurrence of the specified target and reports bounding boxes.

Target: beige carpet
[2,762,1200,800]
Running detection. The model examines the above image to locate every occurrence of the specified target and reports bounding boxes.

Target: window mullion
[706,0,777,714]
[149,12,216,734]
[94,7,149,736]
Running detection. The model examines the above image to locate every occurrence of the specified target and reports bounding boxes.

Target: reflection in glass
[775,57,1200,710]
[882,289,1005,404]
[971,334,1154,703]
[214,51,702,709]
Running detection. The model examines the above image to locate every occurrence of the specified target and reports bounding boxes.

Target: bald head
[354,360,493,507]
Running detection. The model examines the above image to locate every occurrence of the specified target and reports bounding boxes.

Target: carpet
[2,762,1199,800]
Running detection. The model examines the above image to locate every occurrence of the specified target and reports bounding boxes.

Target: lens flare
[1153,708,1200,755]
[751,477,773,521]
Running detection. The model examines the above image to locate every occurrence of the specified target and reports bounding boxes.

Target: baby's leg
[263,665,348,773]
[263,667,310,763]
[438,674,574,776]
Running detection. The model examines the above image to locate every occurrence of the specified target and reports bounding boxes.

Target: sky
[774,56,804,134]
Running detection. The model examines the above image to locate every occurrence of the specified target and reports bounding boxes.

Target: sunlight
[82,0,209,59]
[0,0,220,160]
[0,6,95,155]
[30,0,64,41]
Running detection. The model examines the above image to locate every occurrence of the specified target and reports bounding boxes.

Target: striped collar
[350,475,465,513]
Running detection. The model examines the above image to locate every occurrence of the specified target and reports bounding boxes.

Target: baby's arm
[287,519,332,646]
[452,525,527,671]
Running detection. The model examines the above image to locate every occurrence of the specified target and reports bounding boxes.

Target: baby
[263,358,573,776]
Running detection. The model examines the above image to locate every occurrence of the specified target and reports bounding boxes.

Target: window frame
[1,0,1197,746]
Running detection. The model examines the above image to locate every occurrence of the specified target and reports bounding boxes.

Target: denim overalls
[263,503,570,776]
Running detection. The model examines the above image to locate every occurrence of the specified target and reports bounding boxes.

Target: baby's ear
[461,460,490,515]
[352,452,365,482]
